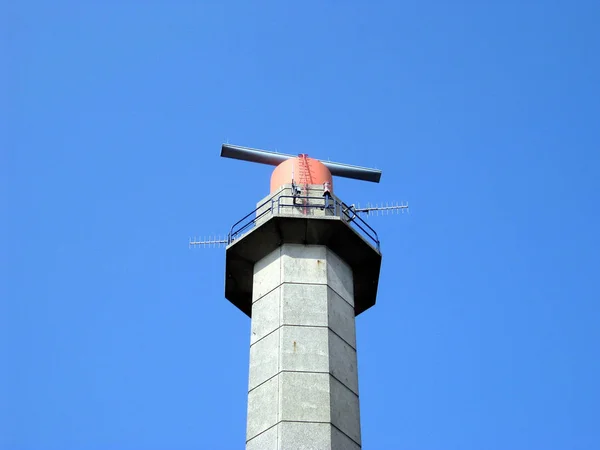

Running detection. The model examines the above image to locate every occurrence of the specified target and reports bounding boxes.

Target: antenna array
[350,201,409,216]
[189,236,228,248]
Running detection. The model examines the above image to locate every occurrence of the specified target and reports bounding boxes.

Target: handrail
[227,194,380,251]
[228,196,274,244]
[274,196,380,250]
[339,201,380,246]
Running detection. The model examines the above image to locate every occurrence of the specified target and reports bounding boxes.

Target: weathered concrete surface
[328,288,357,349]
[248,328,279,391]
[328,330,359,395]
[281,284,328,327]
[250,287,280,345]
[329,376,361,444]
[246,244,362,449]
[246,422,361,450]
[278,422,331,450]
[246,425,278,450]
[280,326,329,373]
[255,184,338,228]
[247,376,278,439]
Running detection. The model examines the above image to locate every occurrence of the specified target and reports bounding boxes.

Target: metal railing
[227,194,380,251]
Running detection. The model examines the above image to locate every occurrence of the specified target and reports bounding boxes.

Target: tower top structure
[191,143,408,449]
[215,143,386,318]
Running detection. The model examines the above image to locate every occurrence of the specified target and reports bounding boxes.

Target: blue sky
[3,1,600,449]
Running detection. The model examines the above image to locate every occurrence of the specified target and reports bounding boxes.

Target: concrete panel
[247,375,279,441]
[249,329,280,391]
[281,283,328,328]
[251,287,281,345]
[326,248,354,306]
[327,288,356,349]
[328,330,359,395]
[331,426,361,450]
[279,372,330,423]
[253,247,282,302]
[280,326,329,373]
[246,424,278,450]
[278,422,331,450]
[281,244,327,284]
[329,376,361,445]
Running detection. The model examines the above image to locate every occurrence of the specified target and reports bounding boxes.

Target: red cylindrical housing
[270,156,334,194]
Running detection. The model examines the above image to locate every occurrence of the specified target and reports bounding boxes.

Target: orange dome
[270,155,333,194]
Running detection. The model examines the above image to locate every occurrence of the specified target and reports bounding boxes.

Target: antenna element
[350,202,409,216]
[189,236,228,248]
[221,144,382,183]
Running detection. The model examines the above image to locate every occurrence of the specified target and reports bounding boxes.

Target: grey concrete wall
[254,185,339,229]
[246,244,361,450]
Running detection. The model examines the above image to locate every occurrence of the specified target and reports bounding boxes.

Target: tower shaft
[246,244,361,450]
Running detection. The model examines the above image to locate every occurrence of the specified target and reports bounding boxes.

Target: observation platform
[224,185,382,317]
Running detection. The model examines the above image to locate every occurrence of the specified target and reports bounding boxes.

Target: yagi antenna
[350,202,409,216]
[220,144,382,183]
[189,236,228,249]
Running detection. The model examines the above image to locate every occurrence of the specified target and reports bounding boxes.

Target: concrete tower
[221,145,383,449]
